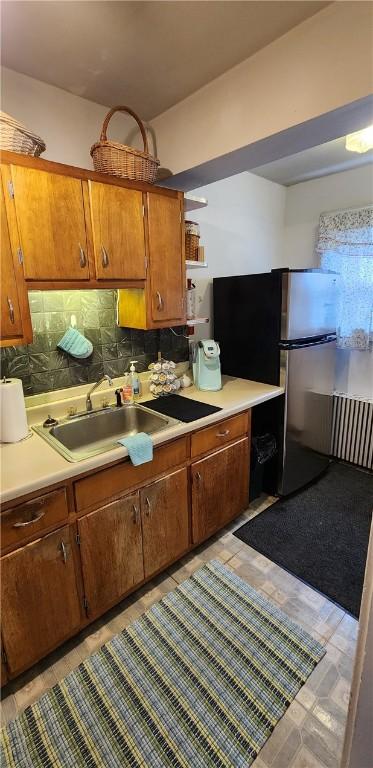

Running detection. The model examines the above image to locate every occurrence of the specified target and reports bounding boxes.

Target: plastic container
[249,434,277,501]
[130,361,141,398]
[186,279,196,320]
[122,373,133,404]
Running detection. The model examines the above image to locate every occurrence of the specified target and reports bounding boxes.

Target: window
[317,206,373,350]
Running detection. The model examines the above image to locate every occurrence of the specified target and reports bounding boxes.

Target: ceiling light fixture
[345,125,373,153]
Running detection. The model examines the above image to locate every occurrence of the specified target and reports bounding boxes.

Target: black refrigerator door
[213,273,282,385]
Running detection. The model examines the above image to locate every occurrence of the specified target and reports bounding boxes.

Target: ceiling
[251,136,373,186]
[1,1,329,120]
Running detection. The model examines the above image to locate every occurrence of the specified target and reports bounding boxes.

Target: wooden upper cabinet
[147,192,185,323]
[191,438,249,546]
[140,468,189,579]
[1,526,82,676]
[89,181,146,280]
[77,492,144,618]
[1,180,23,339]
[10,165,89,281]
[0,169,32,346]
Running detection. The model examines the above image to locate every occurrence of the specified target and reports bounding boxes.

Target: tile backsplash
[0,290,189,396]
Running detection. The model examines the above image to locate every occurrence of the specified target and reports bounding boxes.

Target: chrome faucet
[86,375,113,412]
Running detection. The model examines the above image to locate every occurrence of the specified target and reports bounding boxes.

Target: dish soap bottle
[130,360,141,399]
[122,373,133,404]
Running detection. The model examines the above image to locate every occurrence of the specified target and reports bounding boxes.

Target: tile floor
[0,496,358,768]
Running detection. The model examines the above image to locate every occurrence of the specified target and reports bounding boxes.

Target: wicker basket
[185,220,200,261]
[0,111,46,156]
[90,105,159,183]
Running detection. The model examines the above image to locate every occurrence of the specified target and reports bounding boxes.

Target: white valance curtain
[317,205,373,350]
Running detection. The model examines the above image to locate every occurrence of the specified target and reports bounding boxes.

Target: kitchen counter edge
[0,378,283,505]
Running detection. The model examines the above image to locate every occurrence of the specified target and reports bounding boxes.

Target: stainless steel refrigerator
[213,269,338,495]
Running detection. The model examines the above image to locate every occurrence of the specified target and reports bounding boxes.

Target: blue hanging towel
[118,432,153,466]
[57,327,93,359]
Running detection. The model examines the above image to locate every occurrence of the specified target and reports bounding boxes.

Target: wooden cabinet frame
[0,152,186,330]
[0,166,32,347]
[0,410,251,681]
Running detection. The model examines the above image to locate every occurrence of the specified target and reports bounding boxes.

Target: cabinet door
[78,492,144,617]
[89,181,146,280]
[1,636,8,688]
[0,179,23,340]
[11,165,89,280]
[140,468,189,578]
[1,526,82,676]
[191,438,249,545]
[147,193,185,322]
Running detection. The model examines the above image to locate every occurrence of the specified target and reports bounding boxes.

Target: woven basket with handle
[90,105,159,183]
[185,220,200,261]
[0,111,46,156]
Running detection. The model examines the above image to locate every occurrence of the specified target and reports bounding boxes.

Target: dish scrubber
[57,327,93,359]
[117,432,153,466]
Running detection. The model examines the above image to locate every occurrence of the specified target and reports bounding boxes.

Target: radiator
[331,393,373,470]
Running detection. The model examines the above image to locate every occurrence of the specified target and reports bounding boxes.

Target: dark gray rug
[234,462,373,618]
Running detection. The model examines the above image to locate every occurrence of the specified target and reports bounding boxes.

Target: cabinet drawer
[191,411,249,458]
[74,436,188,512]
[1,488,68,552]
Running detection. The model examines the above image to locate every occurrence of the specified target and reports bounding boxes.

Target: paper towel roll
[0,377,29,443]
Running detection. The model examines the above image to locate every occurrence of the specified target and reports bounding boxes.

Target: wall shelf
[184,195,208,212]
[185,260,208,269]
[186,317,209,327]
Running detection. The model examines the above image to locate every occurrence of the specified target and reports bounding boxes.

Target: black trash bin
[249,433,277,501]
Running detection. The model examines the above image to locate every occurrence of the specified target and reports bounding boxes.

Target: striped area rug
[1,560,325,767]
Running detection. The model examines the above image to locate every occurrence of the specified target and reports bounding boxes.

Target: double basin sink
[33,404,179,462]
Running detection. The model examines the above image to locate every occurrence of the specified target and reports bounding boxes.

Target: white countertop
[0,376,283,505]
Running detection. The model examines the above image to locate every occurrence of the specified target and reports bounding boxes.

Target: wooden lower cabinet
[191,438,249,545]
[0,411,252,683]
[78,492,144,617]
[1,526,82,676]
[140,468,189,578]
[1,638,8,688]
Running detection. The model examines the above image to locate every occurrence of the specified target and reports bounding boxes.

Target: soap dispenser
[130,360,141,398]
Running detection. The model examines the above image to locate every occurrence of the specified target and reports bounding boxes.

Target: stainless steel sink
[33,404,179,462]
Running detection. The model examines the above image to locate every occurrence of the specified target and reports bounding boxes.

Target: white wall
[281,165,373,398]
[191,165,372,397]
[187,172,286,340]
[1,67,143,169]
[152,2,373,179]
[280,164,373,270]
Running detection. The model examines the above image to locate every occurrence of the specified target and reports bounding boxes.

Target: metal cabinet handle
[60,540,68,564]
[78,243,86,268]
[194,471,202,482]
[156,291,164,311]
[7,297,15,324]
[8,490,60,518]
[101,245,109,268]
[145,496,151,516]
[132,504,139,524]
[216,429,230,437]
[13,510,45,528]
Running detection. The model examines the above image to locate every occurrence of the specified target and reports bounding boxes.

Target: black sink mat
[141,394,222,423]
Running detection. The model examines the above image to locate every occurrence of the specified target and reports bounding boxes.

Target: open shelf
[186,260,208,269]
[184,194,208,212]
[186,317,209,326]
